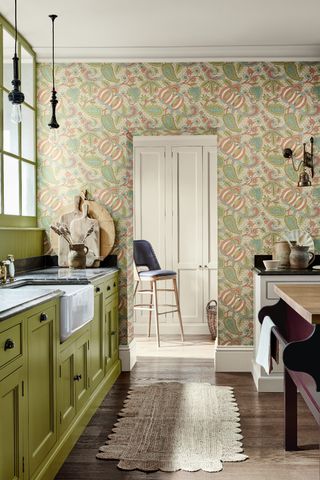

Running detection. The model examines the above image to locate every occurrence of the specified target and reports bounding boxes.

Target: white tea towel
[256,316,276,374]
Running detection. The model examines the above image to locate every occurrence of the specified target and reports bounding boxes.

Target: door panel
[27,306,56,476]
[172,146,203,323]
[90,290,104,390]
[74,333,90,412]
[0,367,24,480]
[134,146,166,321]
[58,346,76,435]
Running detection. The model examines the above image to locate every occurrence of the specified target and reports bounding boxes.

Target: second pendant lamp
[48,14,59,129]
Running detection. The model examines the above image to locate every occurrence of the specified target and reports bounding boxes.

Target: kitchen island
[258,284,320,450]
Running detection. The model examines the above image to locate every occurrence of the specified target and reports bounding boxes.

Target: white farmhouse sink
[15,284,94,342]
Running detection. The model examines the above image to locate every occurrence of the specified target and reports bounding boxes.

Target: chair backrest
[133,240,161,271]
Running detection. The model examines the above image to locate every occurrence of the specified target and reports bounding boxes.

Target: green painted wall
[0,228,44,260]
[37,62,320,346]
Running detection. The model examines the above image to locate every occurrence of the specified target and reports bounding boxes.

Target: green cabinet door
[74,331,90,412]
[0,367,25,480]
[110,295,119,364]
[104,294,119,371]
[90,287,104,390]
[27,304,57,477]
[58,344,76,436]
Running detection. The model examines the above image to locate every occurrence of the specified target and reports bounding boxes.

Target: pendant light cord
[14,0,17,55]
[52,17,55,90]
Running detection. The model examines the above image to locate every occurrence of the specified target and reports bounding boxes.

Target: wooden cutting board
[70,204,100,267]
[79,199,115,258]
[50,197,115,264]
[51,196,82,267]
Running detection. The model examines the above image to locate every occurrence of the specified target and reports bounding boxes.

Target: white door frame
[133,135,218,335]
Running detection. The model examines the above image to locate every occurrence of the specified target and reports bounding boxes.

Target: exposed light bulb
[11,103,22,124]
[49,126,58,143]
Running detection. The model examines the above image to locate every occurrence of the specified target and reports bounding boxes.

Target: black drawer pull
[73,374,82,381]
[40,313,48,322]
[107,286,111,291]
[4,339,15,351]
[95,287,101,293]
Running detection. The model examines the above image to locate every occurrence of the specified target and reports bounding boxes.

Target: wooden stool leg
[148,283,153,338]
[152,280,160,347]
[173,277,184,342]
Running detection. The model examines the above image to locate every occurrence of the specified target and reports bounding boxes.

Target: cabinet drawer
[0,323,22,369]
[28,305,55,326]
[105,275,118,298]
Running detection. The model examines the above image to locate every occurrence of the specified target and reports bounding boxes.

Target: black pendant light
[8,0,25,123]
[48,14,59,129]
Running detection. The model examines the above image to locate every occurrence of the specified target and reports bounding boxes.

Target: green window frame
[0,14,37,228]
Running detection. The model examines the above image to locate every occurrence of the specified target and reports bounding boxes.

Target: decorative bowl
[263,260,280,271]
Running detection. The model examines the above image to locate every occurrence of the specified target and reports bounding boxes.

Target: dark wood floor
[55,356,320,480]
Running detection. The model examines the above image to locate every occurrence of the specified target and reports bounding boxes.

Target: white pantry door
[133,136,217,334]
[172,146,203,324]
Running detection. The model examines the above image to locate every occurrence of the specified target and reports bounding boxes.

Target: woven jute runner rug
[97,382,248,472]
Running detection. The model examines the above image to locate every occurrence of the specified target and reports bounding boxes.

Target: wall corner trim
[215,345,254,372]
[119,338,137,371]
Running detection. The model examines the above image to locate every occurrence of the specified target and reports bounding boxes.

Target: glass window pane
[3,155,20,215]
[21,105,35,161]
[22,162,35,216]
[3,92,19,155]
[21,47,34,106]
[3,28,15,91]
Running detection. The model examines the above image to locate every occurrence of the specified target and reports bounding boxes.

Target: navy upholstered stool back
[133,240,161,271]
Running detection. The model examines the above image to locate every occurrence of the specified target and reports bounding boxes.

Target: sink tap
[0,260,9,284]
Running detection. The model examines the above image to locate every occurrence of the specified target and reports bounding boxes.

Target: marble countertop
[0,267,118,321]
[0,287,62,321]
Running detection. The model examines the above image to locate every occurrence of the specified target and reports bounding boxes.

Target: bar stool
[133,240,184,347]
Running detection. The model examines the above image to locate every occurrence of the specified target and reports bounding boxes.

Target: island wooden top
[274,284,320,325]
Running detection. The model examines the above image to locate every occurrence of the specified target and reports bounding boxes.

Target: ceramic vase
[68,244,89,269]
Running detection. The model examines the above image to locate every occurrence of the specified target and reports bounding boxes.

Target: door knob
[40,313,48,322]
[73,374,82,381]
[198,265,202,269]
[204,265,208,268]
[4,339,15,350]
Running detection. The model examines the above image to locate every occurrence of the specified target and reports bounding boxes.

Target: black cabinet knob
[107,286,111,291]
[40,313,48,322]
[73,374,82,381]
[113,282,116,287]
[95,287,101,293]
[4,339,15,351]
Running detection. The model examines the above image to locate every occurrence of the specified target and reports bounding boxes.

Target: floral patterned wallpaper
[37,62,320,346]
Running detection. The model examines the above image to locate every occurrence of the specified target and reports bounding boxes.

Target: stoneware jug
[68,244,89,269]
[289,245,315,269]
[273,241,291,267]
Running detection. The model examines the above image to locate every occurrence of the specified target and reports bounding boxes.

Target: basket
[206,300,217,341]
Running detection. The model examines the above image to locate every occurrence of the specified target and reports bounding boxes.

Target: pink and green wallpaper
[37,62,320,346]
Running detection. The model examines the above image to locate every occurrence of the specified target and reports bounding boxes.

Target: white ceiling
[1,0,320,62]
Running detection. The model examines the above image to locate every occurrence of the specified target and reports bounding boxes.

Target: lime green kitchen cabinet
[104,294,119,372]
[58,329,90,435]
[0,367,25,480]
[1,270,120,480]
[89,285,105,391]
[27,303,58,478]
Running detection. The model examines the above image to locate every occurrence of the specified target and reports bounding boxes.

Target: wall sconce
[283,137,314,187]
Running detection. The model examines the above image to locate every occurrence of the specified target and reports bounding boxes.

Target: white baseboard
[134,322,210,335]
[119,339,137,371]
[251,360,284,392]
[215,346,254,372]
